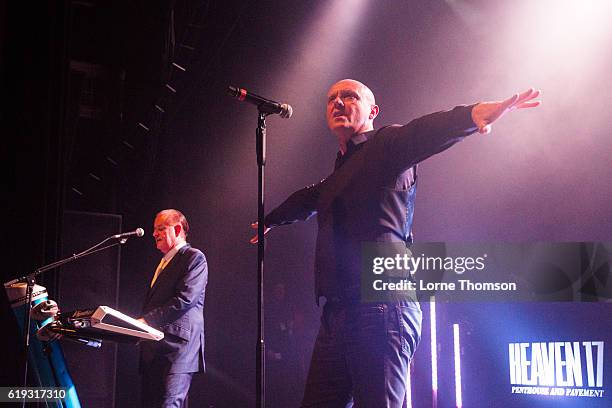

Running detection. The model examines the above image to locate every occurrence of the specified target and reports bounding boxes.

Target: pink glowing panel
[430,298,438,407]
[453,323,462,408]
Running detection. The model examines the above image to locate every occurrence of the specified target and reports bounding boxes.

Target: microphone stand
[5,234,131,407]
[256,110,267,408]
[231,87,285,408]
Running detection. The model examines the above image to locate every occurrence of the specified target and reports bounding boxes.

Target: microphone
[66,337,103,348]
[227,85,293,118]
[112,228,145,239]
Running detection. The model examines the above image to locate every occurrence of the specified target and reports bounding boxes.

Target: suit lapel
[145,244,190,304]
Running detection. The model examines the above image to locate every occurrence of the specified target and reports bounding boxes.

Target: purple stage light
[453,323,463,408]
[405,359,412,408]
[430,298,438,407]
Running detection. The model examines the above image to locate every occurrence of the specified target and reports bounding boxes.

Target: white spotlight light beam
[430,298,438,407]
[453,323,463,408]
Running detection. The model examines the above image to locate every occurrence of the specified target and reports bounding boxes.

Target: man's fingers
[517,87,535,99]
[478,124,492,135]
[526,89,540,100]
[515,100,541,109]
[508,89,541,110]
[250,222,270,244]
[500,93,519,111]
[472,87,541,135]
[250,221,259,244]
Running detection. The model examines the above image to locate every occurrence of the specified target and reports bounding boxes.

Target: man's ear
[173,224,182,237]
[369,105,379,120]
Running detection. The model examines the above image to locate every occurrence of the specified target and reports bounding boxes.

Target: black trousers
[301,301,422,408]
[141,368,194,408]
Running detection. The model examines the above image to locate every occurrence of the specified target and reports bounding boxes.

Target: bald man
[139,209,208,408]
[254,79,540,407]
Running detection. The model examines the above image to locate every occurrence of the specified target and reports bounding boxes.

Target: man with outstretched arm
[252,79,540,407]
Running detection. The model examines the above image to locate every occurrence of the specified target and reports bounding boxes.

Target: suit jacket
[140,244,207,374]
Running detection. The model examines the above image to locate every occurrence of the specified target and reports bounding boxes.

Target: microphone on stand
[112,228,145,240]
[227,85,293,118]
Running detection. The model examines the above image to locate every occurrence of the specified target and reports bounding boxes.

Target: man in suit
[138,209,208,408]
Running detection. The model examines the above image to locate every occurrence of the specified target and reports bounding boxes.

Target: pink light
[430,298,438,407]
[405,360,412,408]
[453,323,463,408]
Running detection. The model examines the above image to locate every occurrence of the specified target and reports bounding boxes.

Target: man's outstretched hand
[471,88,541,134]
[250,221,271,244]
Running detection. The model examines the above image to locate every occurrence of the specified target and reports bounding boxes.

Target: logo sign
[509,341,605,398]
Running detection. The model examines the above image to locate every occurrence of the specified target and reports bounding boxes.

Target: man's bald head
[326,79,379,143]
[153,209,189,254]
[333,79,376,105]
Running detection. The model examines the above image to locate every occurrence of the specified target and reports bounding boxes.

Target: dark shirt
[265,105,478,303]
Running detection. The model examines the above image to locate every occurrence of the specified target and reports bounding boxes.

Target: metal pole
[256,111,266,408]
